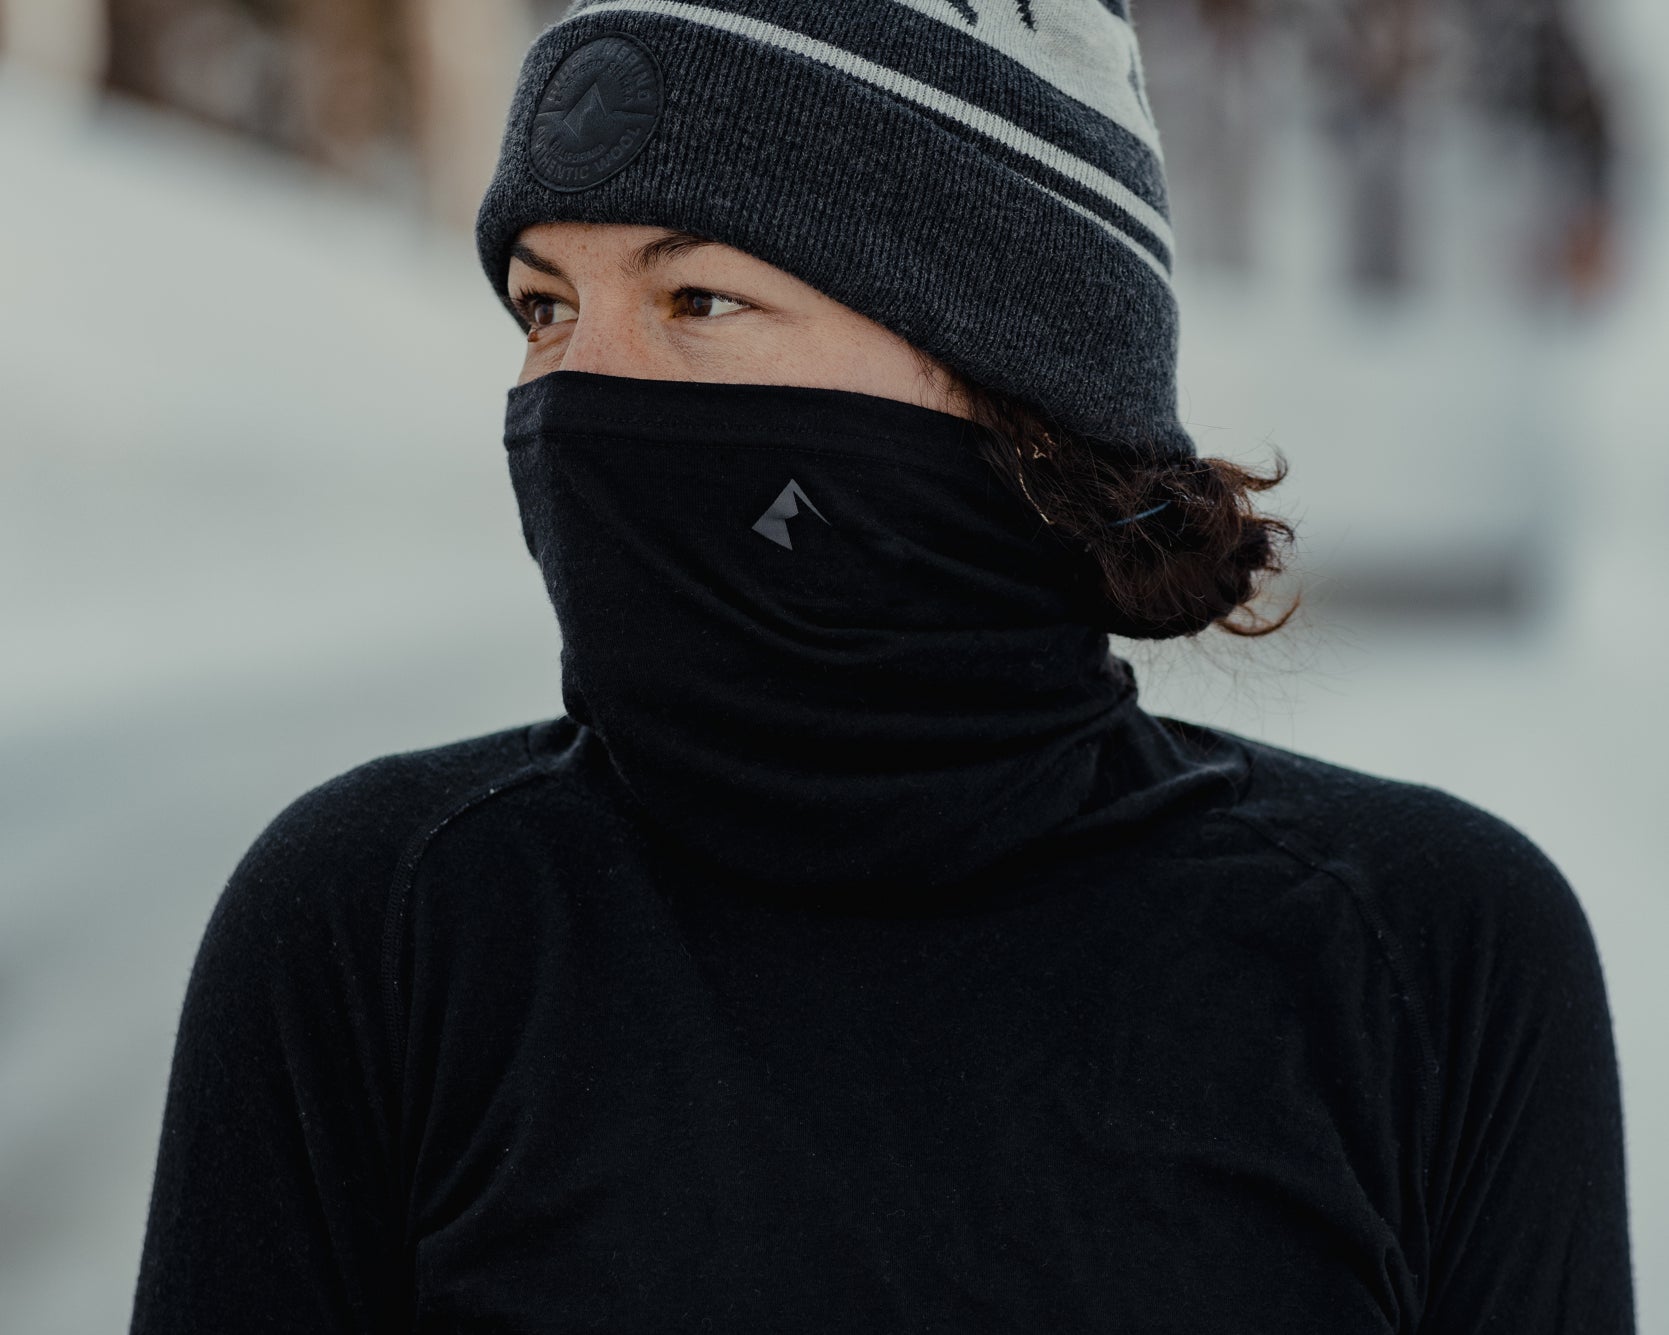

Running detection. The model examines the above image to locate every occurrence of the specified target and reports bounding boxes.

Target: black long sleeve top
[128,698,1635,1332]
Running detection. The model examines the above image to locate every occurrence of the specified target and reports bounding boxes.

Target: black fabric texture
[505,370,1138,893]
[127,710,1636,1331]
[128,375,1635,1330]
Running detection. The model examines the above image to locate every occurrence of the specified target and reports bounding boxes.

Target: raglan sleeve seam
[377,733,554,1106]
[1219,805,1445,1196]
[375,720,639,1104]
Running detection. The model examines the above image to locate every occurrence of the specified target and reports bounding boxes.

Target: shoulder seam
[378,724,549,1100]
[1220,805,1443,1200]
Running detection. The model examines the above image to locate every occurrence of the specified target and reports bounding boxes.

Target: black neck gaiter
[505,371,1139,893]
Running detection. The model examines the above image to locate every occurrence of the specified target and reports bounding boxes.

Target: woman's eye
[512,287,750,333]
[676,289,751,319]
[512,291,571,332]
[528,296,568,328]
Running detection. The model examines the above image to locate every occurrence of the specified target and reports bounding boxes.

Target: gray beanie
[475,0,1195,466]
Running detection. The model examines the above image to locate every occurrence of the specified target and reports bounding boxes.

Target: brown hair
[919,354,1301,641]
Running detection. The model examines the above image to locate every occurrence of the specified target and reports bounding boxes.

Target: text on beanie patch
[528,33,664,193]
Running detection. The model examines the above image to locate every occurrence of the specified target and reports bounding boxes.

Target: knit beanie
[475,0,1195,466]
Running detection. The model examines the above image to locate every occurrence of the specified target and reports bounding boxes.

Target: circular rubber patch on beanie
[528,32,664,192]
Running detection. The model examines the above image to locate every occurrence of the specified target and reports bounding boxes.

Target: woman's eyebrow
[509,230,722,286]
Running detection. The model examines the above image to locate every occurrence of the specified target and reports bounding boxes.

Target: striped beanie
[475,0,1195,465]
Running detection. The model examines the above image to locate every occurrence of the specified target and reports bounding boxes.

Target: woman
[129,2,1635,1330]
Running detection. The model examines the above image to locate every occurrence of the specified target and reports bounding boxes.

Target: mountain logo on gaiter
[751,480,831,551]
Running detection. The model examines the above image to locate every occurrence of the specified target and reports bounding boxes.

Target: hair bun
[951,375,1300,641]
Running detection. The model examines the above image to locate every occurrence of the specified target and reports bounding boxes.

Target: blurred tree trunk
[1189,0,1265,272]
[103,0,173,106]
[104,0,297,148]
[1134,0,1271,273]
[402,0,531,230]
[289,0,411,179]
[1140,0,1620,302]
[1302,0,1434,292]
[0,0,108,87]
[1466,0,1618,301]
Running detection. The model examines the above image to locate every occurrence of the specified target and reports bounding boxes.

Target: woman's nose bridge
[558,292,657,376]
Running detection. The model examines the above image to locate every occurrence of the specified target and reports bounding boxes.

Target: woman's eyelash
[509,288,559,330]
[676,287,752,310]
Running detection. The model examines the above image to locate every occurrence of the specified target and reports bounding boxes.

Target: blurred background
[0,0,1663,1327]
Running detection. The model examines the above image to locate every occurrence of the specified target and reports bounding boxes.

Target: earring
[1012,441,1055,525]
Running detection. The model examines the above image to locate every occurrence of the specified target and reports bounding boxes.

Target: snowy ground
[2,6,1666,1326]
